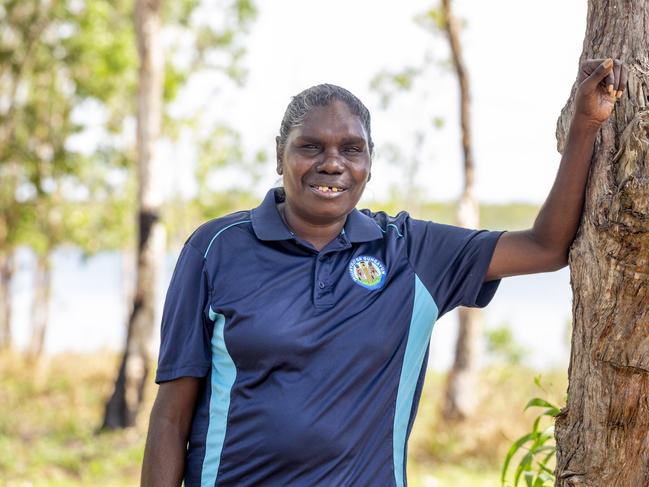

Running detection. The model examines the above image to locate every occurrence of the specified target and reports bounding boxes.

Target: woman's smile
[308,183,348,198]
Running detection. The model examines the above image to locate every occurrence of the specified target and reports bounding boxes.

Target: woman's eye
[301,144,319,150]
[344,146,361,154]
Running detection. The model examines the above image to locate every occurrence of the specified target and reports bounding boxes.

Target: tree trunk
[441,0,482,422]
[27,253,51,358]
[0,250,14,351]
[102,0,165,430]
[443,305,483,421]
[554,1,649,485]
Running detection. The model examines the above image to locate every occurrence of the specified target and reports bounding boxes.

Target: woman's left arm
[486,58,628,281]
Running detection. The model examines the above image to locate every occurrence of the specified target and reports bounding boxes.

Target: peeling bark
[554,1,649,485]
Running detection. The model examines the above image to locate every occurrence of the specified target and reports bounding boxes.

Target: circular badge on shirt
[348,256,386,290]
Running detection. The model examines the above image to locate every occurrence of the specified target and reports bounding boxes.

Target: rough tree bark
[554,1,649,485]
[102,0,166,430]
[441,0,483,422]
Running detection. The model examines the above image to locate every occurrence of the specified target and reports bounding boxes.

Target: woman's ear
[275,136,283,175]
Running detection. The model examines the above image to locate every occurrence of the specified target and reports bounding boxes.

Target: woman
[142,58,626,487]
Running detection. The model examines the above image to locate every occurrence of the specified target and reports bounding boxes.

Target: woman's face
[277,101,371,225]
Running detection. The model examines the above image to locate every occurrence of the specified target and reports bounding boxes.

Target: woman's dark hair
[277,84,374,158]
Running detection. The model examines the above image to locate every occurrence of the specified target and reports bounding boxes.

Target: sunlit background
[11,0,586,365]
[2,0,588,485]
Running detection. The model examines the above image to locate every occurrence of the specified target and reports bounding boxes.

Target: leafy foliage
[368,3,454,204]
[0,0,259,353]
[1,0,260,255]
[486,324,528,366]
[165,0,257,85]
[370,67,423,109]
[0,0,137,259]
[501,378,561,487]
[158,0,263,244]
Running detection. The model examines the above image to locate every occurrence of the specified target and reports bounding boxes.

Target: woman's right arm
[141,377,201,487]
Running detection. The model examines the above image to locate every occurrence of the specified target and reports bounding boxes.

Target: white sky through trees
[11,1,586,365]
[172,0,587,204]
[69,1,587,205]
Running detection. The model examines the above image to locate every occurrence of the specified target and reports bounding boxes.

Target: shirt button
[318,281,325,289]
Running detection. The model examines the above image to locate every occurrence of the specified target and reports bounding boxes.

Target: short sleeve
[155,242,212,383]
[405,217,504,317]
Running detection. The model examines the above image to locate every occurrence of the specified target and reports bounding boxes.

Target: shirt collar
[250,188,294,241]
[250,187,383,243]
[343,208,384,242]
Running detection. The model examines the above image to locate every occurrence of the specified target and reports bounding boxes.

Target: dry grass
[407,366,566,484]
[0,352,566,486]
[0,351,155,486]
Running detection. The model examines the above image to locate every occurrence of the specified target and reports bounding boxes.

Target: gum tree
[439,0,483,422]
[102,0,258,429]
[554,1,649,484]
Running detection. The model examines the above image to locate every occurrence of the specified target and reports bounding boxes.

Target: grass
[0,352,153,487]
[0,352,566,486]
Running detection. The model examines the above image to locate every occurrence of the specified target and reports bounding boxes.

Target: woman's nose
[318,150,344,173]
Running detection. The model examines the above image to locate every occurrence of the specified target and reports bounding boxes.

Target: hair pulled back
[276,84,374,159]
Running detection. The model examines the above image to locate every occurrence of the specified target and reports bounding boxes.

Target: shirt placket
[313,234,350,308]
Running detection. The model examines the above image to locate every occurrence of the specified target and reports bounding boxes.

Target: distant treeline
[365,199,540,232]
[165,190,540,248]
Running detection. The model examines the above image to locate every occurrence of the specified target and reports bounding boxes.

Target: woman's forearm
[530,115,600,261]
[141,413,188,487]
[141,378,200,487]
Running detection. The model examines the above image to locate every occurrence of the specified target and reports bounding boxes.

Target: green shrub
[501,378,561,487]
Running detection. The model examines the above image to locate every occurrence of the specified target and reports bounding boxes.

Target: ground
[0,352,565,486]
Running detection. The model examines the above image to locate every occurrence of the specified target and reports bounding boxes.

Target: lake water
[9,247,572,371]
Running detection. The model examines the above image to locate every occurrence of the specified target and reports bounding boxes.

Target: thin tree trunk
[441,0,482,422]
[0,165,20,353]
[554,1,649,485]
[120,249,135,325]
[102,0,166,430]
[27,253,51,358]
[443,306,483,420]
[0,250,14,351]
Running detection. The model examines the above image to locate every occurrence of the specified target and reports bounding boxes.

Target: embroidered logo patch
[348,256,386,290]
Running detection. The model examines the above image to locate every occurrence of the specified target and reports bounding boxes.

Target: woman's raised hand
[574,58,627,126]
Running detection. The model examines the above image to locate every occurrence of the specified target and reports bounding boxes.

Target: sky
[165,0,588,204]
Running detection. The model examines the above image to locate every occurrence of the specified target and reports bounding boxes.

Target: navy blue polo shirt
[156,187,503,487]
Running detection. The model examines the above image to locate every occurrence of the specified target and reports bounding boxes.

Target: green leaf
[524,471,535,487]
[524,397,558,411]
[538,447,556,473]
[532,475,547,487]
[501,432,535,484]
[542,407,561,417]
[502,383,558,487]
[514,451,534,486]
